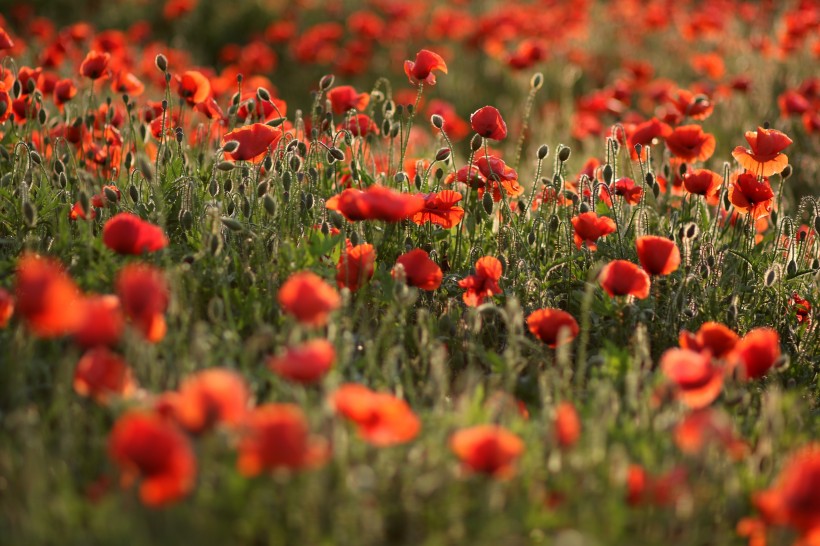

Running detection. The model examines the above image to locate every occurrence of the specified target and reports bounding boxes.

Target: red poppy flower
[412,190,464,229]
[74,347,137,404]
[674,409,747,461]
[221,123,281,162]
[729,173,774,220]
[470,106,507,140]
[612,177,643,205]
[627,117,671,159]
[426,99,469,141]
[172,368,249,434]
[175,70,211,106]
[108,411,196,507]
[0,83,11,123]
[660,348,724,409]
[79,50,110,80]
[193,97,225,121]
[789,292,812,325]
[669,89,714,121]
[327,85,369,114]
[267,339,335,384]
[752,443,820,537]
[599,260,650,299]
[339,113,378,137]
[73,294,125,348]
[554,402,581,449]
[458,256,503,307]
[326,185,425,222]
[115,264,169,343]
[237,404,329,476]
[278,271,340,327]
[636,235,681,276]
[332,383,421,446]
[393,249,442,291]
[732,127,793,177]
[526,308,579,348]
[665,124,716,162]
[111,71,145,97]
[733,328,780,380]
[0,27,14,50]
[17,67,42,95]
[53,78,77,106]
[571,212,617,251]
[0,288,13,328]
[679,321,739,358]
[682,168,722,201]
[15,254,83,338]
[449,425,525,478]
[102,213,168,255]
[404,49,448,86]
[336,243,376,292]
[447,156,523,202]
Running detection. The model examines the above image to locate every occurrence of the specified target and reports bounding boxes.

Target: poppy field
[1,0,819,544]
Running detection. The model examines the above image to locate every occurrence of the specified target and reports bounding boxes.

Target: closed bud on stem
[530,72,544,90]
[558,146,571,162]
[436,148,451,162]
[470,134,482,152]
[537,144,549,160]
[319,74,335,90]
[155,54,168,72]
[431,114,444,129]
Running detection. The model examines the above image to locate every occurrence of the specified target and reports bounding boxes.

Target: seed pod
[263,194,276,215]
[482,191,494,215]
[431,114,444,129]
[436,148,451,162]
[558,146,571,162]
[155,54,168,72]
[537,144,549,160]
[530,72,544,90]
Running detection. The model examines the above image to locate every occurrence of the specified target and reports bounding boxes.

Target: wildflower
[73,294,125,348]
[237,404,329,476]
[173,368,250,434]
[682,168,722,201]
[278,272,340,327]
[102,213,168,255]
[626,464,688,506]
[733,327,780,380]
[411,190,465,229]
[176,70,211,105]
[636,235,681,276]
[611,177,643,205]
[571,212,617,251]
[660,348,724,409]
[458,256,503,307]
[0,288,14,328]
[108,411,196,507]
[674,409,747,460]
[74,347,137,404]
[599,260,651,299]
[111,71,145,96]
[729,173,775,220]
[789,292,811,325]
[327,85,369,114]
[732,127,793,177]
[554,402,581,449]
[447,155,523,202]
[679,321,739,358]
[526,308,579,348]
[267,339,335,384]
[53,78,77,106]
[332,384,421,446]
[115,264,169,343]
[336,243,376,292]
[339,113,378,137]
[449,425,524,478]
[0,27,14,50]
[326,186,425,222]
[470,106,507,140]
[15,254,83,338]
[393,249,443,291]
[221,123,281,162]
[404,49,448,86]
[665,124,716,162]
[79,50,110,80]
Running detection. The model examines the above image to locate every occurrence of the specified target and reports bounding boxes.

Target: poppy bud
[431,114,444,129]
[414,174,422,190]
[771,210,778,224]
[38,108,47,125]
[389,124,400,139]
[11,79,21,98]
[482,191,494,215]
[435,168,444,180]
[436,148,451,162]
[23,201,36,227]
[549,215,559,231]
[209,234,222,255]
[764,267,778,287]
[579,202,591,213]
[222,217,243,231]
[224,178,233,193]
[813,216,820,234]
[527,231,536,245]
[217,161,235,171]
[787,259,797,277]
[319,74,334,90]
[329,147,345,161]
[26,79,36,94]
[634,143,642,156]
[59,173,67,188]
[470,134,482,152]
[175,127,184,144]
[722,191,731,210]
[128,184,139,202]
[780,164,792,179]
[330,211,344,229]
[180,209,193,230]
[155,54,168,72]
[208,178,219,197]
[530,72,544,90]
[30,151,42,165]
[263,194,276,215]
[349,231,360,246]
[406,104,414,115]
[652,181,660,199]
[104,187,120,204]
[558,146,571,162]
[396,104,404,117]
[602,164,613,184]
[289,155,301,172]
[537,144,549,160]
[811,258,819,270]
[222,140,240,154]
[256,87,271,102]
